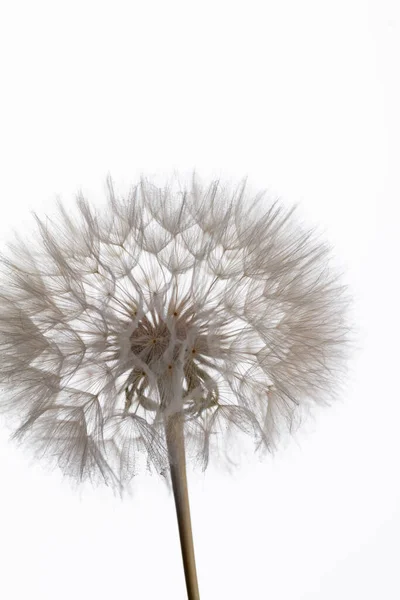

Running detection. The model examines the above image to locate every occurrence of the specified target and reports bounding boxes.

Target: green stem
[164,412,200,600]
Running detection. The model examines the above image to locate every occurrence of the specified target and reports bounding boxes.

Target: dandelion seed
[0,174,350,599]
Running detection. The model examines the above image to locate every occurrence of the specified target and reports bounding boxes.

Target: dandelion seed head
[0,174,350,490]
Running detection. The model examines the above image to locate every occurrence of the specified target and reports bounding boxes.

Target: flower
[0,175,349,490]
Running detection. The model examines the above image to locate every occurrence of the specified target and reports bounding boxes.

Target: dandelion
[0,174,349,599]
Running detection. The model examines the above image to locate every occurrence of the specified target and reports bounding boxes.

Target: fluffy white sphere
[0,175,349,489]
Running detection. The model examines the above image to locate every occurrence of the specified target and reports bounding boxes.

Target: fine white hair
[0,174,350,490]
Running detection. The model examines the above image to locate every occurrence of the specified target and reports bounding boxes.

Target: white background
[0,1,399,598]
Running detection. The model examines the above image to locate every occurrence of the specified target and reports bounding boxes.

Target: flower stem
[164,412,200,600]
